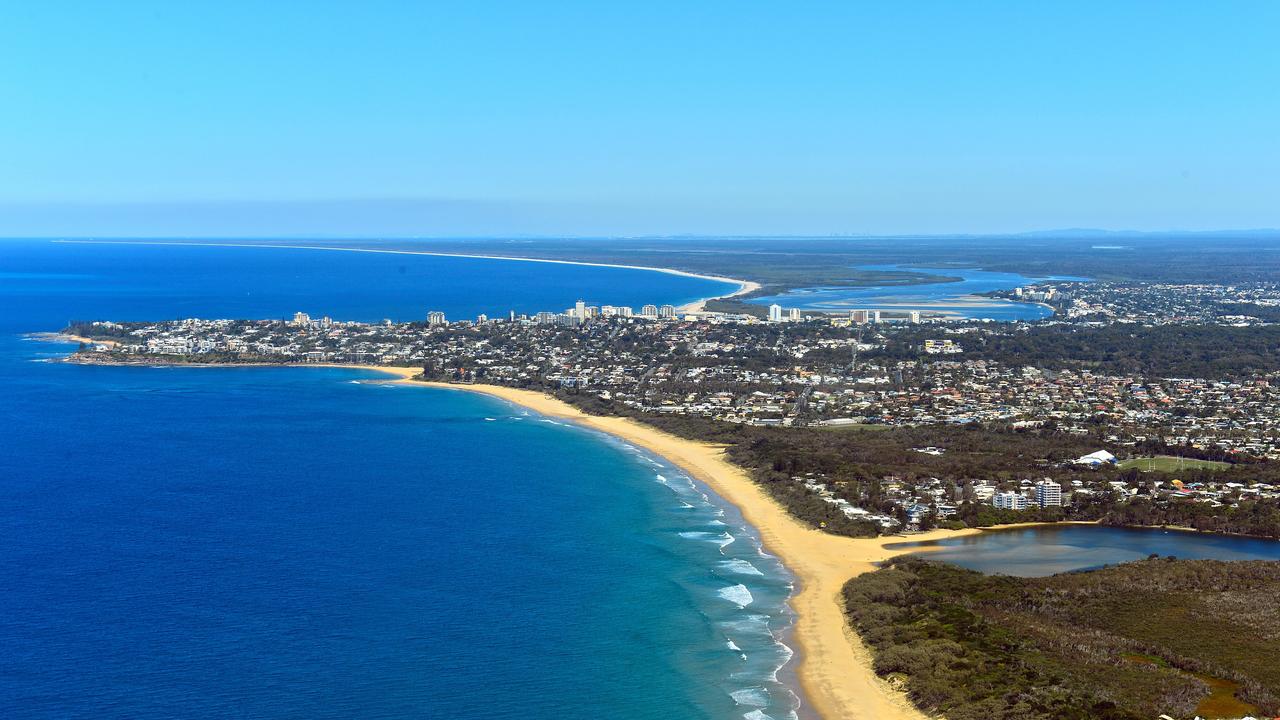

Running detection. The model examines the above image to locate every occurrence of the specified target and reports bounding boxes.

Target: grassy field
[1118,455,1231,472]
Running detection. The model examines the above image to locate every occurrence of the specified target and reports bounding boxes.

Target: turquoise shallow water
[0,240,798,720]
[749,264,1088,320]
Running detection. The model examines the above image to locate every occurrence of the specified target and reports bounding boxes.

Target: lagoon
[887,525,1280,577]
[749,264,1088,321]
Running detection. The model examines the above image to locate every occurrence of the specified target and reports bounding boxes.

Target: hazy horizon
[3,3,1277,236]
[4,219,1280,241]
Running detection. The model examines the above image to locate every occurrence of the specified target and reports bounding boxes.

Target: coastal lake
[0,240,799,720]
[888,525,1280,577]
[749,264,1088,321]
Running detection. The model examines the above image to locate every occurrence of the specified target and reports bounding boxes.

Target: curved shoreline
[35,350,1007,718]
[359,370,966,720]
[49,239,760,311]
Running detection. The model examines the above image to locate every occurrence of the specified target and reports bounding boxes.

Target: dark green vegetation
[480,385,1280,538]
[872,323,1280,378]
[349,234,1280,292]
[845,556,1280,720]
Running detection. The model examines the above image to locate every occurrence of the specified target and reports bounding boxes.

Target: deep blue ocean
[0,240,801,720]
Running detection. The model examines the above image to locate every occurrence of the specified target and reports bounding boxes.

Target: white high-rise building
[1035,480,1063,508]
[788,308,801,322]
[476,314,488,324]
[658,304,676,319]
[641,304,658,318]
[993,491,1028,510]
[871,310,882,324]
[427,311,447,327]
[850,309,869,324]
[292,311,311,327]
[909,311,921,324]
[618,306,633,318]
[575,299,586,319]
[768,304,783,322]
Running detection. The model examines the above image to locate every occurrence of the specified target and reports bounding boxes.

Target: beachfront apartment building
[993,491,1029,510]
[1035,480,1064,508]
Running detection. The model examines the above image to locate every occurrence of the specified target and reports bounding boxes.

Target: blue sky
[1,2,1277,236]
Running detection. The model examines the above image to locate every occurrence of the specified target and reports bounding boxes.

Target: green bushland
[844,556,1280,720]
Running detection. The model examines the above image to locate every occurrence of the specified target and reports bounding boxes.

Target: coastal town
[65,279,1280,537]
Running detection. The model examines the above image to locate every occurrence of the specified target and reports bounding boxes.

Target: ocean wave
[719,613,771,636]
[726,638,742,652]
[718,559,765,577]
[677,530,736,548]
[718,584,754,608]
[742,711,775,720]
[774,642,794,669]
[730,687,771,707]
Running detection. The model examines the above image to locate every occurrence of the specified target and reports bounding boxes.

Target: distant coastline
[50,239,760,313]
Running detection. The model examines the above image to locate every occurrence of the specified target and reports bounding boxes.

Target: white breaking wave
[730,687,771,707]
[677,530,735,548]
[718,559,765,577]
[764,642,796,683]
[726,639,742,652]
[742,711,775,720]
[720,614,771,636]
[718,584,755,608]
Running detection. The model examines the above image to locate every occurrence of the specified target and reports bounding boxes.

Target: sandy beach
[54,355,1064,718]
[676,277,763,313]
[31,332,119,348]
[53,240,761,314]
[355,369,968,720]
